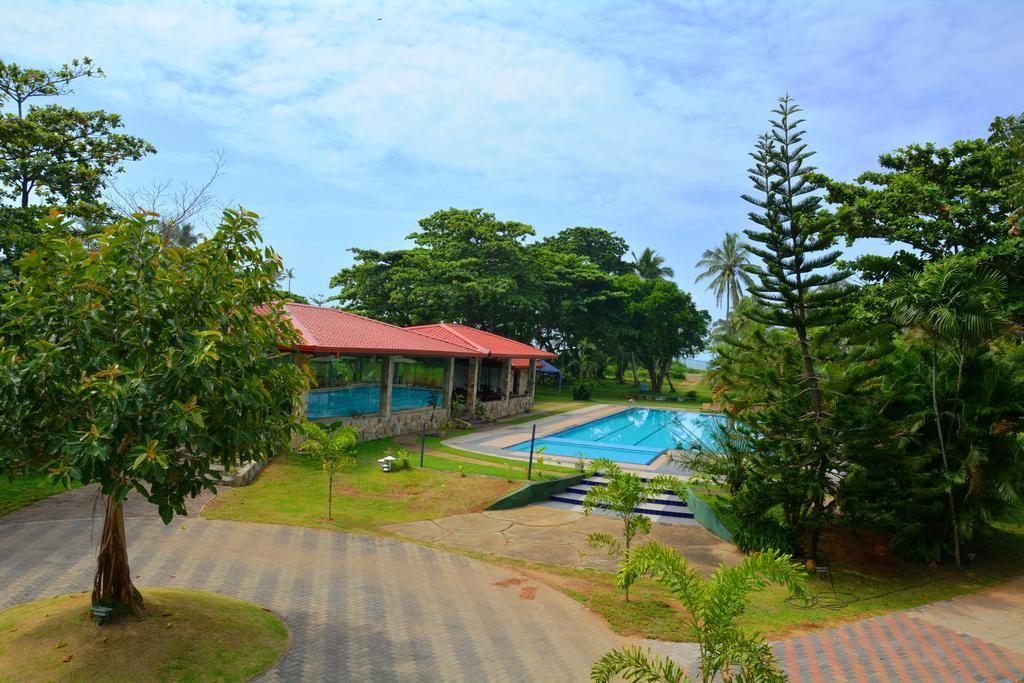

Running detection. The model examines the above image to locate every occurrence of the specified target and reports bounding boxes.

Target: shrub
[572,380,593,401]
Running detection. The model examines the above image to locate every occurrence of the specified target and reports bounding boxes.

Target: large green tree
[726,96,855,561]
[0,209,307,616]
[825,113,1024,320]
[619,274,709,393]
[0,57,154,279]
[0,57,154,217]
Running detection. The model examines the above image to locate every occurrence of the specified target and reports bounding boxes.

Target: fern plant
[592,544,806,683]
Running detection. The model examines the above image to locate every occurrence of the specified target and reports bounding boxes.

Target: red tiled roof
[277,304,486,357]
[406,323,557,360]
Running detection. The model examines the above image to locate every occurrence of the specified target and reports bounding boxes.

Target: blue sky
[3,1,1023,319]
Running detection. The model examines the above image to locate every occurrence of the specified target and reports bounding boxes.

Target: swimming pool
[510,408,724,465]
[307,384,442,419]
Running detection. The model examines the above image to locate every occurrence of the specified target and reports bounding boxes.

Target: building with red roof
[276,304,554,438]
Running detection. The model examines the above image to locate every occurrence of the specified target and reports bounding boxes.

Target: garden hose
[783,566,947,611]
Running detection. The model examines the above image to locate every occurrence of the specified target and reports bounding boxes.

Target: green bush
[572,380,593,401]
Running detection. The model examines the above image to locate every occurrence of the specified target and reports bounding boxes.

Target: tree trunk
[615,350,625,384]
[665,359,676,393]
[93,495,144,617]
[931,353,961,568]
[630,353,639,386]
[328,471,334,520]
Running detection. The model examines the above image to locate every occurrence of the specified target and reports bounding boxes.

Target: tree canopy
[0,208,308,615]
[331,207,709,384]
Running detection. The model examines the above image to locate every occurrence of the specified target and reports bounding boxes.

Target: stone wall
[314,406,450,442]
[477,395,534,420]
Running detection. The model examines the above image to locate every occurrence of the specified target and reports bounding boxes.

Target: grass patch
[203,439,519,532]
[425,437,577,477]
[0,472,75,518]
[499,407,579,425]
[0,588,286,682]
[535,379,713,410]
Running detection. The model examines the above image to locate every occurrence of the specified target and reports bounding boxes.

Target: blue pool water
[307,384,442,419]
[510,408,724,465]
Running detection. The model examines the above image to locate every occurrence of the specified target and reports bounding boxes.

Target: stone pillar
[502,358,512,401]
[466,357,480,415]
[527,360,537,405]
[442,357,455,412]
[379,355,393,419]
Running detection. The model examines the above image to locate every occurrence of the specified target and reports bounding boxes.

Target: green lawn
[424,436,578,478]
[204,438,520,532]
[0,471,74,518]
[535,376,713,411]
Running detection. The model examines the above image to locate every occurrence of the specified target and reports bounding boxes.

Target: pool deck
[443,403,694,477]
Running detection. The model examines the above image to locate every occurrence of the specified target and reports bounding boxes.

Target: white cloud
[2,0,1021,314]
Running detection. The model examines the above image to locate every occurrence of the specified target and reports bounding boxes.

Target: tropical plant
[888,255,1010,567]
[694,232,755,318]
[631,246,675,280]
[582,459,686,601]
[0,208,307,617]
[592,544,806,683]
[299,422,358,520]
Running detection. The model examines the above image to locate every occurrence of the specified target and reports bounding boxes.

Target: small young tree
[299,422,358,520]
[582,459,686,602]
[592,544,807,683]
[0,208,307,617]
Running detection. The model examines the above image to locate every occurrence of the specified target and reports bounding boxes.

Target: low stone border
[486,473,586,510]
[218,459,268,487]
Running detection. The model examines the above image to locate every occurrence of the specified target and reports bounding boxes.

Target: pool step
[547,475,694,523]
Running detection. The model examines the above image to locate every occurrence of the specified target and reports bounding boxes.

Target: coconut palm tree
[592,543,806,683]
[632,247,674,280]
[694,232,755,319]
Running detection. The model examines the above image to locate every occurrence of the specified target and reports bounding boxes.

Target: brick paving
[0,500,624,681]
[769,609,1024,683]
[4,489,1024,681]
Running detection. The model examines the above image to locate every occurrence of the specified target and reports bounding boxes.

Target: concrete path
[0,495,625,681]
[386,505,742,575]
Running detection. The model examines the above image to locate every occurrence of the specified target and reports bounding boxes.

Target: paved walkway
[3,489,1024,681]
[0,496,625,681]
[774,606,1024,682]
[386,505,742,575]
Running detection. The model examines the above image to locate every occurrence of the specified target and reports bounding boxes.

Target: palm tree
[632,247,674,280]
[279,267,295,293]
[694,232,754,319]
[889,256,1008,568]
[592,544,806,682]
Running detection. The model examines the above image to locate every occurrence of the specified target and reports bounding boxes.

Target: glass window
[306,355,384,419]
[391,356,445,412]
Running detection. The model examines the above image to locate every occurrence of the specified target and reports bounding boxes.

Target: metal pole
[420,421,426,468]
[527,424,536,480]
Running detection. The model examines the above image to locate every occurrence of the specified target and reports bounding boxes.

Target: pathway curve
[3,489,1024,681]
[0,494,625,681]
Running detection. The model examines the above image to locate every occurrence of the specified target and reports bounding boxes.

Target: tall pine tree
[736,96,850,561]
